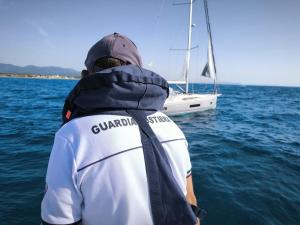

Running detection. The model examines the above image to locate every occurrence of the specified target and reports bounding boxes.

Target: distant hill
[0,63,80,77]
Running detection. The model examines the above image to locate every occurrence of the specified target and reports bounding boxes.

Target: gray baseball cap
[85,33,142,72]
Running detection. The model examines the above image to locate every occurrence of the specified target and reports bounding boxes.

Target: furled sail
[201,38,216,79]
[201,62,209,77]
[201,0,217,81]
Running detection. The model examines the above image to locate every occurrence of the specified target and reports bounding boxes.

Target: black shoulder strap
[126,110,196,225]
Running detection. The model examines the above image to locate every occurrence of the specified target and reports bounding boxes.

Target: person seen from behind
[41,32,205,225]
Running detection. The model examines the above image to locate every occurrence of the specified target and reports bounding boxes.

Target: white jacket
[41,111,192,225]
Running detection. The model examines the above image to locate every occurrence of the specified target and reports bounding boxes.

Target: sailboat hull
[162,93,219,116]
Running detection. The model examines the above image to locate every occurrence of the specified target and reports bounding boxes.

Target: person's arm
[41,134,82,225]
[186,175,197,206]
[186,175,200,225]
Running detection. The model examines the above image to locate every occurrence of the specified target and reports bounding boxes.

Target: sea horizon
[1,74,300,88]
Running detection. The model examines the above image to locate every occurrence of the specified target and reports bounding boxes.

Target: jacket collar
[62,65,169,124]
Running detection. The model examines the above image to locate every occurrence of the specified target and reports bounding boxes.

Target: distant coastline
[1,72,299,88]
[0,73,79,80]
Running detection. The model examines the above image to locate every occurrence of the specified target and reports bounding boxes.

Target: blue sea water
[0,77,299,225]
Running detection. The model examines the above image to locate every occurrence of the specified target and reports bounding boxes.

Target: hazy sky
[0,0,300,86]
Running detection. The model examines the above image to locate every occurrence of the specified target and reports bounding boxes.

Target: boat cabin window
[183,97,199,100]
[190,104,200,108]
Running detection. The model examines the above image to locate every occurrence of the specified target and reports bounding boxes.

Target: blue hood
[62,65,169,123]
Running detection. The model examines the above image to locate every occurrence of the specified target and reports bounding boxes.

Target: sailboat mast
[184,0,193,93]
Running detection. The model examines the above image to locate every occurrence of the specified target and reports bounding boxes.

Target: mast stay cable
[203,0,218,93]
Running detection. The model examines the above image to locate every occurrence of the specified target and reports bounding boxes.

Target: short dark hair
[81,57,131,79]
[93,57,128,71]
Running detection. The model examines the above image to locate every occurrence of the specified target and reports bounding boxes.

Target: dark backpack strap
[126,110,196,225]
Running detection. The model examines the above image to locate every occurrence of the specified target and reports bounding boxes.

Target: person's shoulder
[56,114,113,140]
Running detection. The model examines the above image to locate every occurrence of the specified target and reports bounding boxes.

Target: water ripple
[0,79,299,225]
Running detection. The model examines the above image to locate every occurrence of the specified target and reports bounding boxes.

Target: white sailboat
[163,0,220,116]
